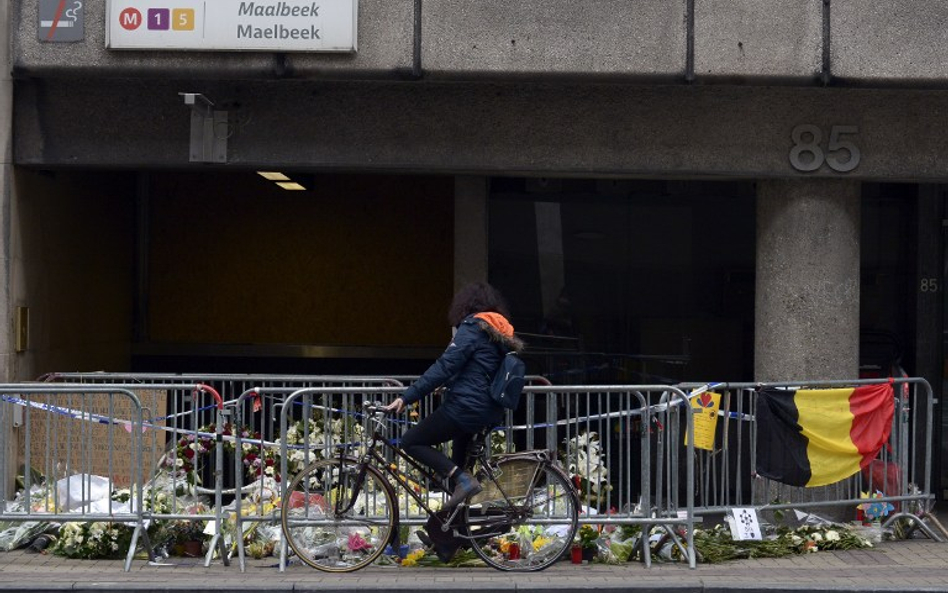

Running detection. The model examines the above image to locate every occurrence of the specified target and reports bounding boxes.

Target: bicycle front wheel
[466,459,579,571]
[281,457,395,572]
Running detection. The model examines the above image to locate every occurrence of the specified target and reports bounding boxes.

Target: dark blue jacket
[401,314,524,432]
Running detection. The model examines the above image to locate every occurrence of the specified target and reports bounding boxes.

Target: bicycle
[281,402,579,572]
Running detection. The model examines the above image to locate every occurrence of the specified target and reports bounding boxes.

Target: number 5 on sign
[789,124,861,173]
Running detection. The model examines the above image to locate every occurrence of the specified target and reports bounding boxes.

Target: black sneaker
[416,529,434,548]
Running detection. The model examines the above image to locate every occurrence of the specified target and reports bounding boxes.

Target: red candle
[508,543,520,560]
[571,544,582,564]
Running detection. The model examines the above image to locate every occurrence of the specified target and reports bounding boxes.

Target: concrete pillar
[0,0,11,381]
[453,176,489,290]
[1,0,15,497]
[755,179,861,382]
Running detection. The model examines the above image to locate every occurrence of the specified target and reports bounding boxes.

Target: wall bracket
[180,93,228,164]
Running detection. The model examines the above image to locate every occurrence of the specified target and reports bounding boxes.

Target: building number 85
[789,124,860,173]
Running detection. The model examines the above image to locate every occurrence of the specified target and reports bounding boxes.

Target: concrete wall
[14,2,948,180]
[694,0,822,82]
[422,0,687,80]
[1,0,12,381]
[13,79,948,181]
[13,1,948,86]
[832,2,948,84]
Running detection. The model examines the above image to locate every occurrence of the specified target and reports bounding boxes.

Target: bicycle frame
[338,409,522,539]
[281,404,580,573]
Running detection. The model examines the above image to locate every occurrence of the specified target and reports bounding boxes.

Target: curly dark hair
[447,282,511,327]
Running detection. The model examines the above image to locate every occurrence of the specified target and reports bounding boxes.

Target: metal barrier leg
[884,511,948,543]
[237,526,247,571]
[641,523,652,568]
[204,404,230,567]
[125,524,144,572]
[205,532,230,566]
[923,511,948,541]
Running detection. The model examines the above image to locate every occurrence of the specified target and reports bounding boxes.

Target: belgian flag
[755,384,894,488]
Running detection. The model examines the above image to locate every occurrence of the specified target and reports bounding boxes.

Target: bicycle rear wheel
[281,457,395,572]
[465,458,579,571]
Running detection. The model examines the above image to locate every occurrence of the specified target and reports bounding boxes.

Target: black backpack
[489,350,526,410]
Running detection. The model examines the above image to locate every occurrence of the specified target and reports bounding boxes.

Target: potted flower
[573,524,600,563]
[169,519,207,557]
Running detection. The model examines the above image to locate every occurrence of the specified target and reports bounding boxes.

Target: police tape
[0,394,380,452]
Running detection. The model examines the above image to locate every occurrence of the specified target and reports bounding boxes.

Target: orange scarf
[474,312,515,338]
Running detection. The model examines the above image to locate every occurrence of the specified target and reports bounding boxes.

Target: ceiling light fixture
[276,181,307,191]
[257,171,291,181]
[257,171,312,191]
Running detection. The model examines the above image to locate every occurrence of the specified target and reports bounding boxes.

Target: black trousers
[399,406,474,479]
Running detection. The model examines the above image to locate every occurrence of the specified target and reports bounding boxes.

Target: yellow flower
[533,536,551,551]
[401,549,426,567]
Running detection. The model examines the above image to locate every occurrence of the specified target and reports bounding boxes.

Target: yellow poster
[685,391,721,451]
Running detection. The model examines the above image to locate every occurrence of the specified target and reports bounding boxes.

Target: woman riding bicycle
[281,284,579,572]
[385,282,525,510]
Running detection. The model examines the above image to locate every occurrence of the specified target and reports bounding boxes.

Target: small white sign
[106,0,357,52]
[728,507,762,541]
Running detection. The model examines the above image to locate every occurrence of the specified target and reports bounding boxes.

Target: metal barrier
[677,378,945,542]
[0,385,147,571]
[0,379,702,570]
[4,376,402,569]
[516,383,699,567]
[251,384,697,571]
[3,374,940,572]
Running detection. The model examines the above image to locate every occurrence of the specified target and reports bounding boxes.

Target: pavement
[0,538,947,593]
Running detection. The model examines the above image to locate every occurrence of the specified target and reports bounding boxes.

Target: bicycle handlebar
[362,402,391,415]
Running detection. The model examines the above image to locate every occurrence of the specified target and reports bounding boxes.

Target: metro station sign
[106,0,357,52]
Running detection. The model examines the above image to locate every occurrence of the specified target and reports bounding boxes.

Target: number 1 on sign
[148,8,169,30]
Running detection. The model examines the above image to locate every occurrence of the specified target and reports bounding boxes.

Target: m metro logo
[118,7,141,30]
[107,0,357,52]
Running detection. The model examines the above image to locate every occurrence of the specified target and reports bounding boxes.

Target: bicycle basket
[470,454,545,504]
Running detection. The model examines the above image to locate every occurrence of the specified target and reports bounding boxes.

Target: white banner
[106,0,357,52]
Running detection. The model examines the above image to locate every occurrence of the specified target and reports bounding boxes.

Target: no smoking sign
[38,0,85,42]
